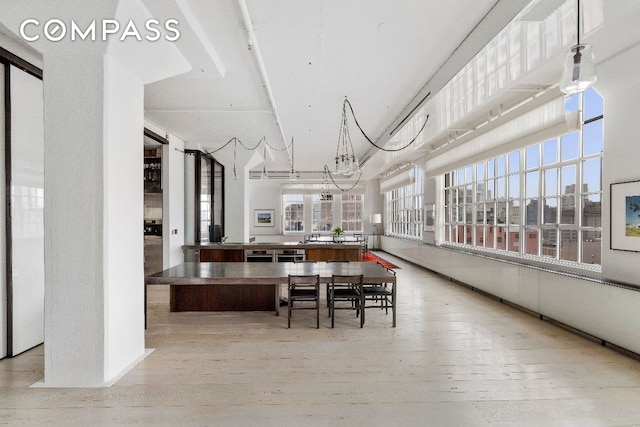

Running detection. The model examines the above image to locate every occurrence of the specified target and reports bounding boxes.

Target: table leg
[275,283,280,316]
[392,281,396,327]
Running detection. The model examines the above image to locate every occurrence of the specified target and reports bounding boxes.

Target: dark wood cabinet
[199,249,243,262]
[172,243,362,312]
[305,247,360,262]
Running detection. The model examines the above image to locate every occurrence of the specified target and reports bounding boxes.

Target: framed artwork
[610,180,640,252]
[254,209,275,227]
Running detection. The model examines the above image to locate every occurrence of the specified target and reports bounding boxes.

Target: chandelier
[320,167,331,199]
[335,97,360,176]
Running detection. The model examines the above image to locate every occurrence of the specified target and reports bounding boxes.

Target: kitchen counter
[182,241,363,263]
[182,241,362,250]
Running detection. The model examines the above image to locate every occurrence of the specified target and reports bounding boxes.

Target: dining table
[145,261,397,325]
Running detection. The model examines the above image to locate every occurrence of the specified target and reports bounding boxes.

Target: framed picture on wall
[610,180,640,252]
[254,209,275,227]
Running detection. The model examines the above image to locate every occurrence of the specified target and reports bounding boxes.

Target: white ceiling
[142,0,530,179]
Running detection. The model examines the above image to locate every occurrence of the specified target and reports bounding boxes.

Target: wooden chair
[325,260,350,307]
[287,274,321,328]
[362,265,396,327]
[353,233,368,253]
[328,274,364,328]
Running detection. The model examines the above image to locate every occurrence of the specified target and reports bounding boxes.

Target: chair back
[331,274,363,287]
[288,274,320,286]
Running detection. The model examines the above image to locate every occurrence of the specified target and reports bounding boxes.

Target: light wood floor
[2,253,640,426]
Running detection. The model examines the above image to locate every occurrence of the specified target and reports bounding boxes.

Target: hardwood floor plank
[2,253,640,425]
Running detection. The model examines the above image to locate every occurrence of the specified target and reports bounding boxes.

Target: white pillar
[41,50,145,386]
[0,0,193,387]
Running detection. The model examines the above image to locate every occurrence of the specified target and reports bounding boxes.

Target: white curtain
[379,169,415,193]
[425,96,578,178]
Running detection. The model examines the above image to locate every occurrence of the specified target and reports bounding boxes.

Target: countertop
[182,241,363,250]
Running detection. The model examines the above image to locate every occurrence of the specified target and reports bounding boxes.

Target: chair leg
[287,297,292,328]
[330,292,335,328]
[316,295,319,329]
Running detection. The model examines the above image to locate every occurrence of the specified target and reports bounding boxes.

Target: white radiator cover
[382,236,640,355]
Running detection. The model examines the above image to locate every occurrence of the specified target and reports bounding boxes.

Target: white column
[41,51,143,386]
[34,1,190,387]
[0,0,190,385]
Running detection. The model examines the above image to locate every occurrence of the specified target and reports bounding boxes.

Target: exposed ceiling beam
[175,0,226,78]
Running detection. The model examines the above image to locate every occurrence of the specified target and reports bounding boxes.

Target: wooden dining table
[145,261,397,325]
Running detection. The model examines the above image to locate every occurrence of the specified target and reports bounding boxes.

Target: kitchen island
[167,241,363,312]
[183,241,363,263]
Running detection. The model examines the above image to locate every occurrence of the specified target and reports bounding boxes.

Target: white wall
[249,180,283,239]
[224,167,247,242]
[364,179,383,235]
[598,42,640,286]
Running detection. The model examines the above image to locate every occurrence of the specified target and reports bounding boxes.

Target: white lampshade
[369,213,382,224]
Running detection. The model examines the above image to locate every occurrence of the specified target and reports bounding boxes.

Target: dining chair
[325,260,350,307]
[328,274,364,328]
[287,274,321,329]
[362,264,396,326]
[354,233,368,253]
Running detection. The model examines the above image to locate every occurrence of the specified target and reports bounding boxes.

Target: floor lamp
[370,213,382,250]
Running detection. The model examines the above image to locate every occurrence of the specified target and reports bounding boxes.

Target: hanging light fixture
[260,145,268,180]
[335,97,360,177]
[320,167,331,199]
[289,137,297,180]
[559,0,597,95]
[232,138,239,180]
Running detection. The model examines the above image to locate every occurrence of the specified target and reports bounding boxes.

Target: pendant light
[289,137,297,180]
[232,138,239,180]
[559,0,597,94]
[260,145,268,180]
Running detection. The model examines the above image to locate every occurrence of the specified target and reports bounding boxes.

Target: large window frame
[385,167,424,240]
[312,194,333,232]
[341,194,363,232]
[283,194,304,232]
[282,193,364,234]
[443,88,603,269]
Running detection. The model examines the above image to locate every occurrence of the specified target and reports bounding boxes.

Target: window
[443,88,603,267]
[341,194,363,232]
[312,194,333,232]
[386,167,424,239]
[282,193,363,233]
[283,194,304,232]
